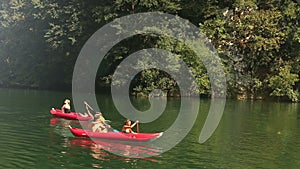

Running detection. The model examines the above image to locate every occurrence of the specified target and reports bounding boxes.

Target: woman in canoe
[91,112,111,133]
[61,99,71,113]
[81,102,110,133]
[122,119,139,134]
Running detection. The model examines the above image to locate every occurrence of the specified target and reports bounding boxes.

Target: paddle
[136,121,140,133]
[84,101,96,113]
[84,101,112,128]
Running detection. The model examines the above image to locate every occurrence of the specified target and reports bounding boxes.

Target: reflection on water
[49,118,73,137]
[71,138,162,159]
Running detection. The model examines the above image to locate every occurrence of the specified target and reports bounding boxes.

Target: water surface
[0,89,299,168]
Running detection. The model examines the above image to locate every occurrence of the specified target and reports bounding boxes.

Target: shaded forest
[0,0,299,102]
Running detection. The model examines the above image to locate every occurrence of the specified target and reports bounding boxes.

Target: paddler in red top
[122,119,139,133]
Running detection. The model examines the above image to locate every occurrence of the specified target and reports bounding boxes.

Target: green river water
[0,88,299,169]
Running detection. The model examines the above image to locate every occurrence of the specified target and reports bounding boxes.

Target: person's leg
[78,113,88,117]
[92,123,100,132]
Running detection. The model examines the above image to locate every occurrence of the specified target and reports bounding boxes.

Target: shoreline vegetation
[0,1,299,102]
[0,86,296,103]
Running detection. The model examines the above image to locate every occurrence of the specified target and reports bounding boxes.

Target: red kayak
[69,126,163,142]
[50,109,93,121]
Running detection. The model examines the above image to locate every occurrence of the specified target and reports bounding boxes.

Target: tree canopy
[0,0,299,102]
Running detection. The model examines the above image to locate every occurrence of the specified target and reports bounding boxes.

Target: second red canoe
[50,109,93,121]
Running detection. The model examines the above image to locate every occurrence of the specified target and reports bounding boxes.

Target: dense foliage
[0,0,299,101]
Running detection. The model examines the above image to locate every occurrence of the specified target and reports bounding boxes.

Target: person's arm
[130,120,139,128]
[61,104,65,113]
[122,125,129,132]
[102,117,109,126]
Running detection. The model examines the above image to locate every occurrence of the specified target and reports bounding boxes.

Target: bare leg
[78,113,88,117]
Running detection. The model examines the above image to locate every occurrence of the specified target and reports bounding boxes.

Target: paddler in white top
[61,99,71,113]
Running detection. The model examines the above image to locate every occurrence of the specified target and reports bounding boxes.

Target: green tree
[0,0,299,101]
[200,0,300,101]
[268,65,299,102]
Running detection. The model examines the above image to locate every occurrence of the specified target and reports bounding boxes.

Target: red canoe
[50,109,93,121]
[69,126,163,142]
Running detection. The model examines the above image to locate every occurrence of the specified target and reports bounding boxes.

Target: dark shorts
[64,109,71,113]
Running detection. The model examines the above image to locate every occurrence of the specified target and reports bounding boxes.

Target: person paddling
[82,101,110,133]
[91,112,111,133]
[122,119,139,134]
[78,103,95,119]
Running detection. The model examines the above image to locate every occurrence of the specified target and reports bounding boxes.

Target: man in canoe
[61,99,71,113]
[122,119,139,133]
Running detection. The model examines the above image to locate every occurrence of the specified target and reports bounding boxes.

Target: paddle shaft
[84,101,95,112]
[84,101,111,122]
[136,122,140,133]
